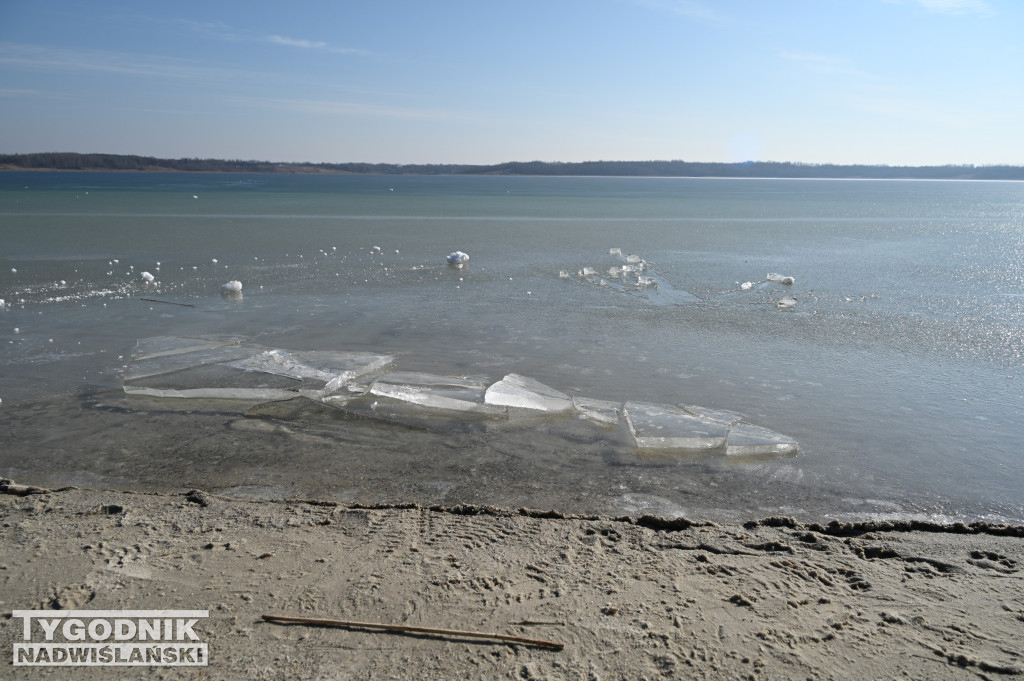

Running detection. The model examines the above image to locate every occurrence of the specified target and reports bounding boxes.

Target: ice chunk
[678,404,744,426]
[609,248,622,256]
[220,280,242,292]
[726,422,798,457]
[131,336,247,361]
[226,349,394,394]
[559,270,571,279]
[579,266,597,277]
[740,281,753,291]
[624,401,728,451]
[573,396,621,425]
[625,254,643,264]
[485,373,572,412]
[141,271,155,283]
[370,372,504,415]
[767,273,795,285]
[123,337,394,401]
[777,296,797,309]
[446,251,469,265]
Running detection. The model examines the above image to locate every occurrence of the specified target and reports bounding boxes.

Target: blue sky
[1,0,1021,165]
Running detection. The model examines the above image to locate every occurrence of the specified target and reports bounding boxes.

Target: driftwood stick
[139,297,196,308]
[261,613,564,651]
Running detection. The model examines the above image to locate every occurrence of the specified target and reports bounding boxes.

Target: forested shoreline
[2,152,1022,180]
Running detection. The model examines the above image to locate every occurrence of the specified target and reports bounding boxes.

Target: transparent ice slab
[484,373,573,412]
[726,422,799,457]
[623,401,728,451]
[369,372,505,415]
[678,404,744,426]
[573,396,621,426]
[124,337,394,401]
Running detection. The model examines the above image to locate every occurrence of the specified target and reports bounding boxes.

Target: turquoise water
[1,172,1022,522]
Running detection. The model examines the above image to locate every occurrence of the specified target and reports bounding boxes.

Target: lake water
[1,172,1022,523]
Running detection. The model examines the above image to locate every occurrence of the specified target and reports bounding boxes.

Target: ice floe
[122,336,798,460]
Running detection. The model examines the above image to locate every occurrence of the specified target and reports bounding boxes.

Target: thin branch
[261,613,564,651]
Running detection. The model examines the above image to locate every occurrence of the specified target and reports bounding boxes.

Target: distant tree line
[2,152,1022,180]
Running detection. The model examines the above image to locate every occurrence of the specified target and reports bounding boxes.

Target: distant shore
[3,153,1023,180]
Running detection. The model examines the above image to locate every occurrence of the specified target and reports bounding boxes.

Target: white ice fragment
[767,273,795,285]
[370,372,503,414]
[580,266,597,277]
[373,245,381,252]
[726,422,798,457]
[141,271,155,283]
[740,281,753,291]
[573,396,621,425]
[14,328,19,333]
[446,251,470,265]
[485,373,573,412]
[0,299,5,311]
[10,268,16,273]
[777,296,797,309]
[211,259,218,264]
[625,254,643,264]
[220,280,242,292]
[623,401,728,451]
[637,276,657,288]
[609,248,622,256]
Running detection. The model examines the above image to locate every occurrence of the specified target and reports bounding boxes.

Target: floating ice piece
[446,251,470,265]
[123,337,394,401]
[141,271,155,283]
[679,404,744,426]
[579,266,597,277]
[485,373,573,412]
[220,280,242,293]
[777,296,797,309]
[625,254,644,264]
[726,422,798,457]
[623,401,728,451]
[559,270,571,279]
[609,248,622,256]
[0,299,6,311]
[373,245,381,252]
[767,273,795,285]
[740,281,753,291]
[370,372,504,415]
[637,275,657,288]
[573,396,621,425]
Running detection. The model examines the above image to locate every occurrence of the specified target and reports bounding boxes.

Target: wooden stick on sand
[261,614,564,651]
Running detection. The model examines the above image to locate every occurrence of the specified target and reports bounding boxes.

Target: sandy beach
[1,479,1022,679]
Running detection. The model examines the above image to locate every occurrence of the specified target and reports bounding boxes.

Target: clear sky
[1,0,1021,166]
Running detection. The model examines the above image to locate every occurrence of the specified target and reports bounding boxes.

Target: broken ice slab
[767,272,795,285]
[124,362,314,401]
[226,349,394,394]
[125,344,258,381]
[726,422,798,457]
[484,373,573,412]
[124,337,395,401]
[623,401,728,451]
[678,404,744,426]
[131,336,248,361]
[369,372,505,415]
[573,396,621,426]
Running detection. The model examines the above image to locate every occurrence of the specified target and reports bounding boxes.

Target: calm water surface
[1,172,1022,522]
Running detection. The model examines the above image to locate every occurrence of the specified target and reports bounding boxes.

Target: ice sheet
[573,396,621,426]
[624,401,728,451]
[370,372,505,415]
[726,422,799,457]
[124,337,395,401]
[678,404,744,426]
[484,373,573,412]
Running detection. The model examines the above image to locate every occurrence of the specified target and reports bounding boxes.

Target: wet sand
[2,480,1022,679]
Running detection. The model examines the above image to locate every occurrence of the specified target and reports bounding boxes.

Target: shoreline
[2,480,1022,679]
